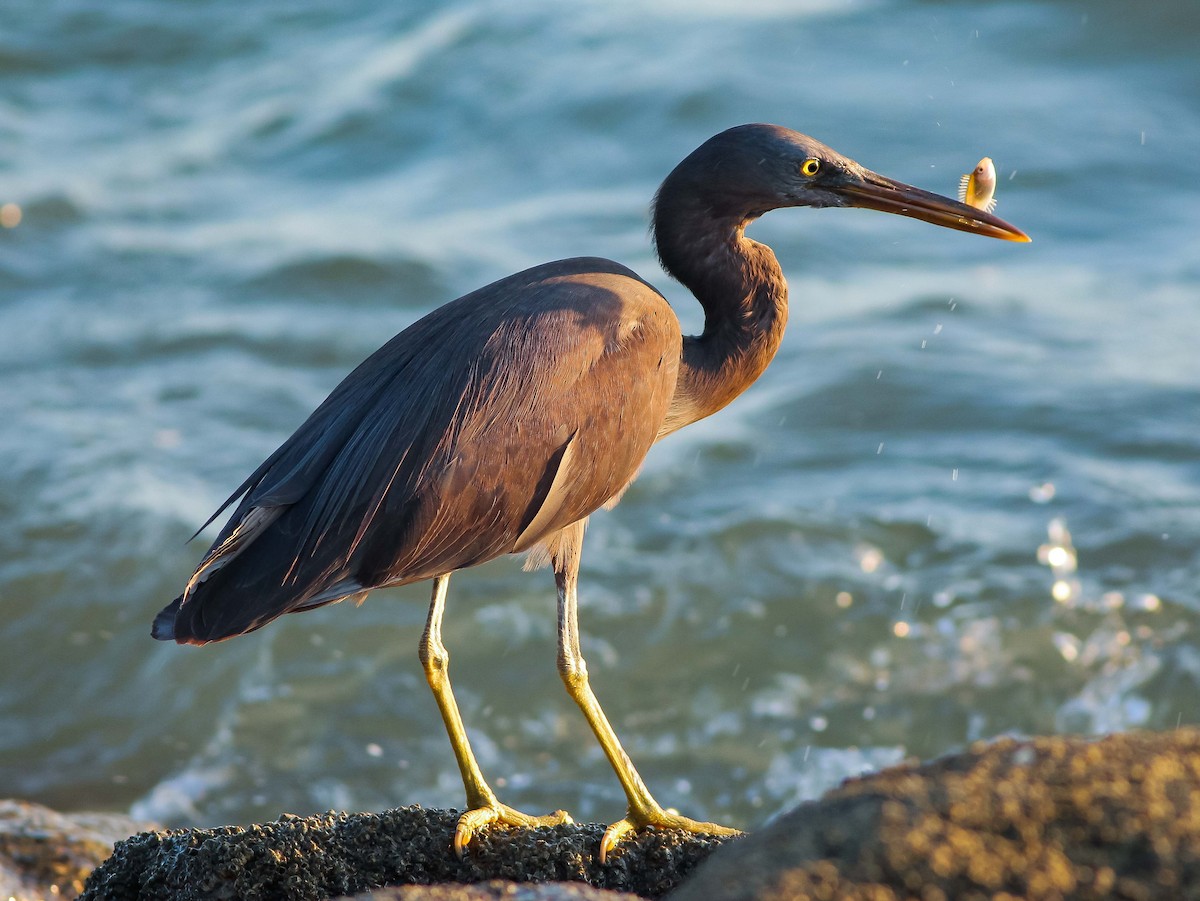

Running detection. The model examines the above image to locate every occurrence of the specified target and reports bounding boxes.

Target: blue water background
[1,0,1198,829]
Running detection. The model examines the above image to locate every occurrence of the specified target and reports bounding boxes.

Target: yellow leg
[551,521,741,862]
[419,573,572,855]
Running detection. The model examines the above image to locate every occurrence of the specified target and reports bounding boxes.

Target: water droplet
[1134,593,1162,612]
[1046,546,1074,570]
[1053,633,1080,661]
[856,546,884,574]
[1029,482,1056,503]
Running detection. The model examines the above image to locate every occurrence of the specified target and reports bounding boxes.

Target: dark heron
[154,124,1029,860]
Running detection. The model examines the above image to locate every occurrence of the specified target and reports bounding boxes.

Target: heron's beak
[838,171,1030,242]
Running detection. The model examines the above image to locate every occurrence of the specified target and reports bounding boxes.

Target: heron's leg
[551,521,740,862]
[418,573,571,855]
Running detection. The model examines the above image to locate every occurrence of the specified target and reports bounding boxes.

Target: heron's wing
[174,305,451,610]
[165,258,681,643]
[342,262,684,585]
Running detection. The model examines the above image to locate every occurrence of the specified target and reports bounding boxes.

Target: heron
[153,124,1029,860]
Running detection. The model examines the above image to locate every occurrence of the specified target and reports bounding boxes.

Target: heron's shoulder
[519,256,655,284]
[377,258,679,375]
[487,257,669,311]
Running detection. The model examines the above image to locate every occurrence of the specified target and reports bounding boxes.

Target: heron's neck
[655,212,789,438]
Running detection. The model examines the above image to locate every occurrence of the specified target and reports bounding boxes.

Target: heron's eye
[800,158,821,177]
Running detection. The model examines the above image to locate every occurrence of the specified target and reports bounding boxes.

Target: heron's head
[663,123,1029,242]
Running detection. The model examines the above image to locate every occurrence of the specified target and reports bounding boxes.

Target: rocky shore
[0,800,158,901]
[10,729,1200,900]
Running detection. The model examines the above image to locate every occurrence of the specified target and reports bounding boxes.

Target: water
[2,0,1199,832]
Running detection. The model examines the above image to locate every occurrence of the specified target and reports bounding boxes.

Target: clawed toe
[454,803,574,856]
[599,808,740,863]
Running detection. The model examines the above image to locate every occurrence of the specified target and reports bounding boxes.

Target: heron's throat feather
[657,228,789,438]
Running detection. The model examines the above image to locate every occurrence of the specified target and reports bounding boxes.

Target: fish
[958,157,997,213]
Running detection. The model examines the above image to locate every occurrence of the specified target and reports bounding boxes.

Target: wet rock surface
[77,730,1200,900]
[672,729,1200,901]
[337,881,643,900]
[0,799,158,901]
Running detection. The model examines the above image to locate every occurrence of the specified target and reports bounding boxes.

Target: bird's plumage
[157,257,680,643]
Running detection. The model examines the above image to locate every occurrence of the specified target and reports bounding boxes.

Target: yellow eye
[801,158,821,177]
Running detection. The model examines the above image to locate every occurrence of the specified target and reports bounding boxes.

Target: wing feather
[162,258,681,643]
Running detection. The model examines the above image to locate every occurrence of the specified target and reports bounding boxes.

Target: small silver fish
[958,157,997,213]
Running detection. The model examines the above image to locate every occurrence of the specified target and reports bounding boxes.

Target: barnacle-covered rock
[80,807,728,900]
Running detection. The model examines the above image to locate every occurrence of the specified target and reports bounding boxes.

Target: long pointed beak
[838,171,1030,242]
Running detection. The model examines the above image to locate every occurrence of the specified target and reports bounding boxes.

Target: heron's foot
[600,805,741,863]
[454,802,573,856]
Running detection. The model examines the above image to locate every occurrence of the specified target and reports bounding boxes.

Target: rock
[338,879,642,899]
[669,729,1200,901]
[0,799,159,901]
[79,807,731,901]
[80,730,1200,900]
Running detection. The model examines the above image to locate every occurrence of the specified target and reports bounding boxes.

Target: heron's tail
[151,596,183,642]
